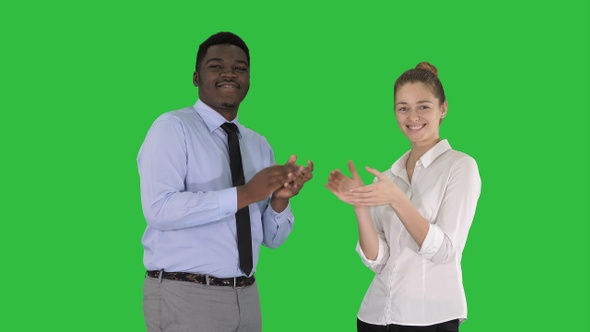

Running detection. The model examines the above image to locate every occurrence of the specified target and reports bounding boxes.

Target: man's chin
[221,102,236,108]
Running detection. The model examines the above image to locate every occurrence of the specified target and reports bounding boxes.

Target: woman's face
[394,82,448,146]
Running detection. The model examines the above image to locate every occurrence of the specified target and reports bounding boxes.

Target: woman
[326,62,481,332]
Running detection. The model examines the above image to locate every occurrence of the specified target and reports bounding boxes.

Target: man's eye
[209,65,222,69]
[419,105,430,110]
[234,67,247,72]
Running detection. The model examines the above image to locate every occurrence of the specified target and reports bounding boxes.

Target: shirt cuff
[268,201,293,225]
[268,201,291,217]
[418,224,445,260]
[218,187,238,217]
[356,241,387,265]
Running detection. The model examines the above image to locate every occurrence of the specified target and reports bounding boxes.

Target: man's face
[193,44,250,117]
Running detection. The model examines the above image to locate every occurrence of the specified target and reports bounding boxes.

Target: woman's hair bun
[415,62,438,77]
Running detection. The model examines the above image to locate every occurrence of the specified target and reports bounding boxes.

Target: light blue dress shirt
[138,100,294,277]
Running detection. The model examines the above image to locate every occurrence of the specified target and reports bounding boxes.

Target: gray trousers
[143,276,262,332]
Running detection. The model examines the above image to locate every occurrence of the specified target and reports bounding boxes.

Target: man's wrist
[270,194,289,212]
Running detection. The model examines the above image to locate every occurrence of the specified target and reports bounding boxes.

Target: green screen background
[1,1,588,331]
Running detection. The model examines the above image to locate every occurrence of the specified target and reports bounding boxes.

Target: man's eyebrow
[205,58,249,66]
[417,100,434,104]
[205,58,223,64]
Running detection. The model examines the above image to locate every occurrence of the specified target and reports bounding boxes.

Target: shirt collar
[390,139,452,176]
[193,99,241,133]
[420,139,452,168]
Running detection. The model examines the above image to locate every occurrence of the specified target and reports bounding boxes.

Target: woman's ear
[441,100,448,119]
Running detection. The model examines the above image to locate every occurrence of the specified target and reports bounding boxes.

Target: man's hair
[195,32,250,71]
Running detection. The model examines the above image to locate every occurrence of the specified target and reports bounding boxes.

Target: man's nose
[220,68,237,77]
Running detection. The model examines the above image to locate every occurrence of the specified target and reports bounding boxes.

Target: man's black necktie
[221,122,253,276]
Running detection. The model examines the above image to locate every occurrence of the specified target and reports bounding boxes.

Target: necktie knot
[221,122,239,134]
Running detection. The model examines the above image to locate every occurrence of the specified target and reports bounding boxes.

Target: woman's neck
[407,139,441,169]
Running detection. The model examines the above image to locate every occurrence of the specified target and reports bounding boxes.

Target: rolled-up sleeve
[356,233,390,274]
[356,207,390,273]
[418,157,481,263]
[417,223,445,260]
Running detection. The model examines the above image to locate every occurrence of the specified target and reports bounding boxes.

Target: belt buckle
[233,277,243,289]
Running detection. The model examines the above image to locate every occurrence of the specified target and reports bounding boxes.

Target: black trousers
[357,319,459,332]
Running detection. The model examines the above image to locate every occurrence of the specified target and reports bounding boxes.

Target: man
[138,32,313,332]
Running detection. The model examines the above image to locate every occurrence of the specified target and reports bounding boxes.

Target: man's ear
[193,71,199,87]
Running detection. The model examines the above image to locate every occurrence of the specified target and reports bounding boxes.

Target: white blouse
[357,139,481,326]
